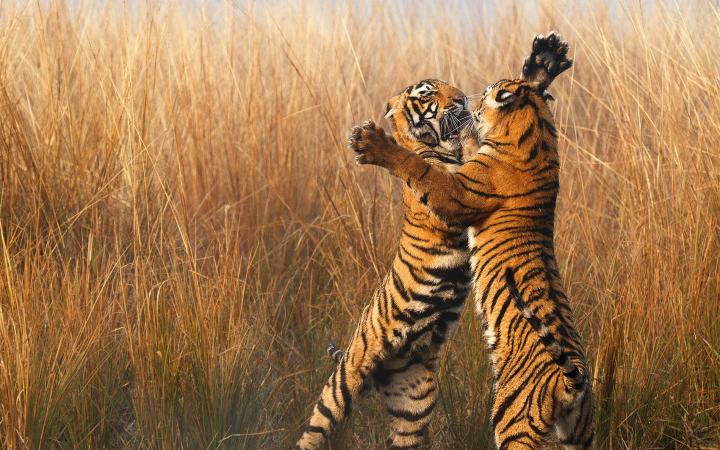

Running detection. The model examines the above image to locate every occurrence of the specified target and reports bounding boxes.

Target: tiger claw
[558,42,569,56]
[348,126,363,151]
[547,32,558,46]
[533,35,543,52]
[361,120,378,132]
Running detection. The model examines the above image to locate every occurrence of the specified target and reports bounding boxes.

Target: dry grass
[0,0,719,448]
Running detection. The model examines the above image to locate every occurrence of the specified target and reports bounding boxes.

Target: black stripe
[386,400,435,422]
[497,428,536,448]
[305,425,328,437]
[408,385,436,401]
[424,263,470,284]
[518,123,535,147]
[316,400,337,427]
[401,228,431,243]
[339,362,352,417]
[526,143,539,161]
[418,165,431,180]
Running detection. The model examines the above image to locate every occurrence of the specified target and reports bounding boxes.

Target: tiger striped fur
[295,79,473,450]
[349,32,594,450]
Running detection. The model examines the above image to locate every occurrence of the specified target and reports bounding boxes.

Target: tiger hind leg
[494,427,546,450]
[295,356,379,449]
[556,399,594,450]
[491,388,549,450]
[379,355,439,450]
[295,310,388,450]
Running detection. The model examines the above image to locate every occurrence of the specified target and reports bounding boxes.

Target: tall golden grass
[0,0,719,448]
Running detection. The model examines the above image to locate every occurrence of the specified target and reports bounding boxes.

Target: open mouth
[440,109,472,141]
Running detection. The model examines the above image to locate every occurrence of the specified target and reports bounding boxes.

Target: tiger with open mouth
[348,32,594,449]
[295,78,474,450]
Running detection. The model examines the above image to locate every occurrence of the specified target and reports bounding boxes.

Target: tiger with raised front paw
[295,78,474,450]
[349,32,594,449]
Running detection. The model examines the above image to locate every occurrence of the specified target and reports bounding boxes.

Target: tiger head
[472,32,573,158]
[472,79,556,141]
[384,79,472,163]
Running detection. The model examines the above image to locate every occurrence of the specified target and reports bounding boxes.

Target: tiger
[348,32,594,449]
[294,79,474,450]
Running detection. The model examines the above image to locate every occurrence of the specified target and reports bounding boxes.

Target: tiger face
[385,79,471,161]
[472,79,553,143]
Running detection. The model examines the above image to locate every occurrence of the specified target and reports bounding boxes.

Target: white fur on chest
[468,228,498,356]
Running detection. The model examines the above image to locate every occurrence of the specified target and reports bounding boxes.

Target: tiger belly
[468,227,497,355]
[388,247,470,357]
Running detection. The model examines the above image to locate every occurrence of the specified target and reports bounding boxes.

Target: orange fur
[351,73,594,449]
[296,80,473,450]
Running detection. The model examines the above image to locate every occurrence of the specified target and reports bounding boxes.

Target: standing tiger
[295,79,474,450]
[349,33,594,449]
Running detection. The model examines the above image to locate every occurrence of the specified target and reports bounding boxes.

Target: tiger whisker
[447,116,474,134]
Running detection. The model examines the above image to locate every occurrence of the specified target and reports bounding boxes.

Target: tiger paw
[521,31,573,90]
[347,120,395,167]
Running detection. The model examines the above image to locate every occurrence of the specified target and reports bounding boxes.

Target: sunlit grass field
[1,0,719,448]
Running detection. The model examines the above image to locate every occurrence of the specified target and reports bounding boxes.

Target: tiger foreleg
[348,121,501,225]
[491,381,553,450]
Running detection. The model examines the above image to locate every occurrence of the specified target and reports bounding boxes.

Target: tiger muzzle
[440,108,472,141]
